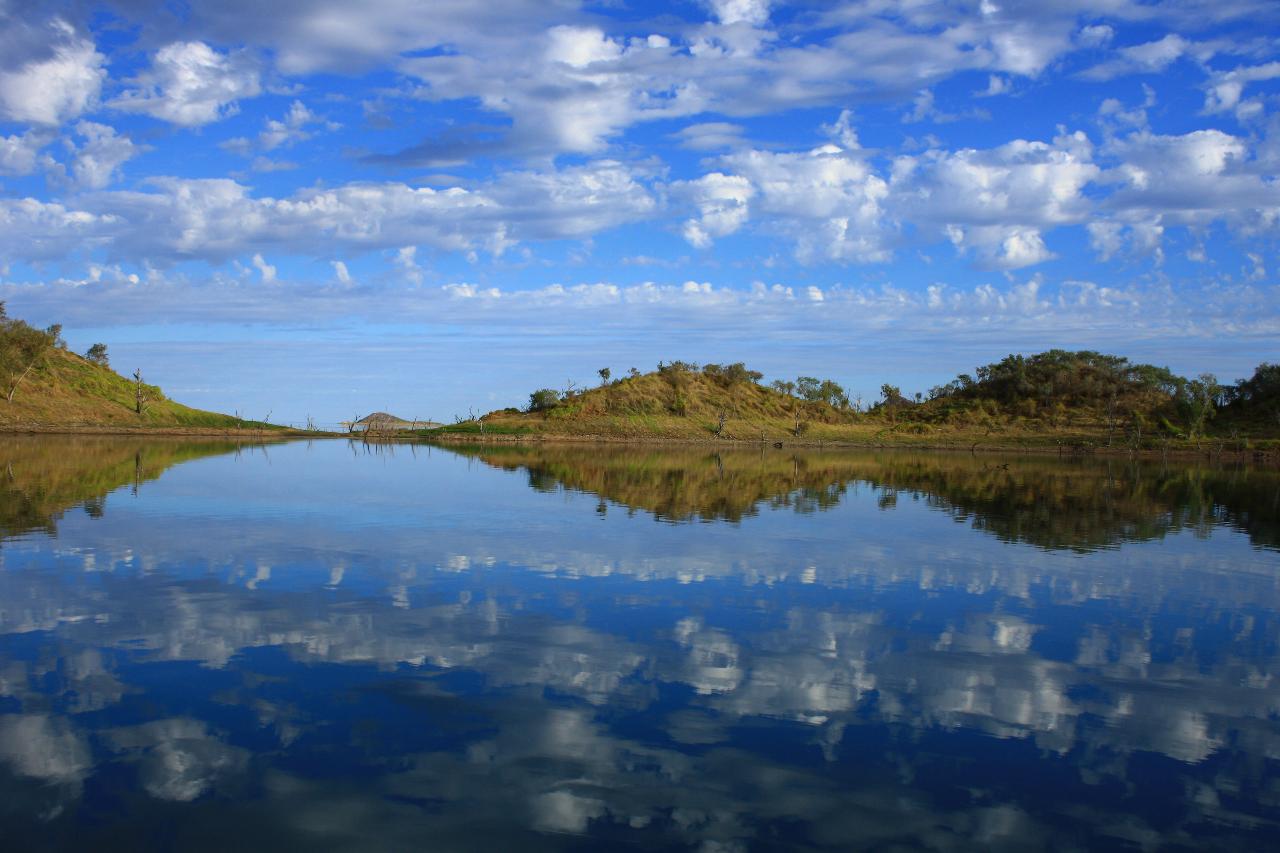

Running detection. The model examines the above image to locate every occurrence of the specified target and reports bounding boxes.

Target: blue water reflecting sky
[0,438,1278,850]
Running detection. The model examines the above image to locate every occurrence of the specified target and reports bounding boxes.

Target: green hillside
[0,307,274,431]
[430,355,1280,450]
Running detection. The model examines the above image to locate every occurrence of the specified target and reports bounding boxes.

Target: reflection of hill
[0,436,257,540]
[461,445,1280,550]
[468,445,851,523]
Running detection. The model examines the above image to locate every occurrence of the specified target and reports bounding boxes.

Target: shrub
[528,388,560,412]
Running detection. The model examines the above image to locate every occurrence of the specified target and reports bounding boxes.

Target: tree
[703,362,762,386]
[86,343,109,366]
[528,388,560,412]
[598,367,611,386]
[133,369,151,414]
[1182,373,1220,439]
[797,376,821,401]
[879,384,907,424]
[0,317,56,403]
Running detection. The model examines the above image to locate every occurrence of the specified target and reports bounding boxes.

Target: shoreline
[418,431,1280,464]
[0,424,338,438]
[3,424,1276,464]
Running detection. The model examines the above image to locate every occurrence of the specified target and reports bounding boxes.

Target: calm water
[1,437,1279,851]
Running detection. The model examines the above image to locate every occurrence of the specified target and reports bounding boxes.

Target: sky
[0,0,1278,424]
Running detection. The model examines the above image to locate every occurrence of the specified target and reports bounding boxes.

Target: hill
[0,307,275,431]
[429,355,1280,450]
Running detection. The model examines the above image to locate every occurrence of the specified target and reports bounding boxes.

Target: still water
[1,436,1278,851]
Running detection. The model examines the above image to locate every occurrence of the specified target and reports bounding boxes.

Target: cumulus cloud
[1202,61,1280,118]
[678,125,1107,269]
[679,172,754,248]
[703,0,772,26]
[0,17,105,125]
[111,41,261,126]
[63,121,142,189]
[0,159,658,266]
[892,132,1098,268]
[698,141,891,262]
[0,128,50,175]
[1106,128,1275,218]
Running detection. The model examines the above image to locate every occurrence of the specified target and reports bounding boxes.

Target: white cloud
[64,121,142,189]
[1202,61,1280,116]
[0,129,50,175]
[1107,129,1272,218]
[176,0,570,76]
[708,141,891,262]
[222,100,331,158]
[977,75,1011,97]
[251,253,276,282]
[0,197,118,262]
[394,245,422,284]
[0,160,657,265]
[260,100,326,151]
[891,132,1098,267]
[0,18,105,125]
[1076,24,1114,48]
[1079,33,1219,81]
[112,42,261,126]
[704,0,772,26]
[1088,127,1279,258]
[680,172,754,248]
[331,260,351,283]
[671,122,747,151]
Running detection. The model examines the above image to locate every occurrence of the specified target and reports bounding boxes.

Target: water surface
[1,437,1278,851]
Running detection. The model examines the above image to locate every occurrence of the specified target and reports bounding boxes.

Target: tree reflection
[462,445,1280,550]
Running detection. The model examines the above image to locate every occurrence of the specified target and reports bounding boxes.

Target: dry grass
[0,348,277,430]
[430,368,1279,453]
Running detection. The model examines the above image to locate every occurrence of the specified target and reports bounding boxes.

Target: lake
[1,436,1278,851]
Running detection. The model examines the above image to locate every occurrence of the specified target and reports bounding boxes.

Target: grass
[0,347,285,431]
[429,368,1280,453]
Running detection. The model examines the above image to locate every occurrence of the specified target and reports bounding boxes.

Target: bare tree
[1104,390,1119,446]
[133,369,151,414]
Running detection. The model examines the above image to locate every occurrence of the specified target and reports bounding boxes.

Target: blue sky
[1,0,1277,424]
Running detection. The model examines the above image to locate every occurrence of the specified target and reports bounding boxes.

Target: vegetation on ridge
[431,353,1280,447]
[0,303,276,430]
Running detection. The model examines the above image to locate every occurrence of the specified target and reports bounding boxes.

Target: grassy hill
[0,344,275,431]
[437,366,859,442]
[429,355,1280,451]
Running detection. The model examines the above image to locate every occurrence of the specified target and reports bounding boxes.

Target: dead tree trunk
[6,357,40,403]
[133,369,150,414]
